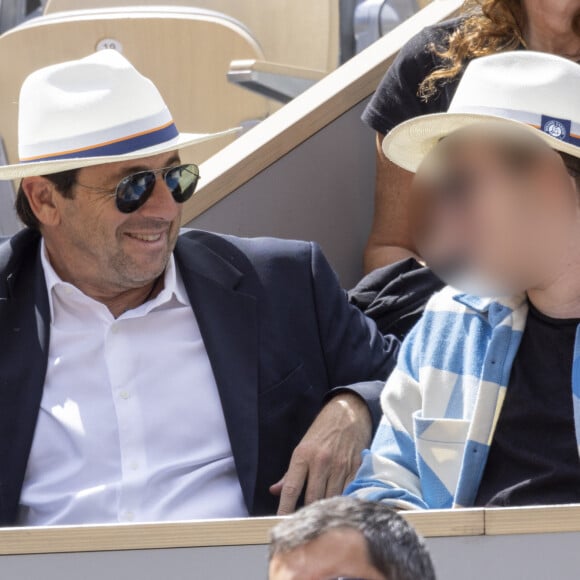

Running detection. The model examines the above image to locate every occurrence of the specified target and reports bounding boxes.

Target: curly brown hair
[418,0,580,101]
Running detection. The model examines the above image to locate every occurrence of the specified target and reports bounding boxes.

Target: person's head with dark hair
[268,497,436,580]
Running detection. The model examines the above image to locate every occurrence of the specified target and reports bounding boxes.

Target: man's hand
[269,393,373,515]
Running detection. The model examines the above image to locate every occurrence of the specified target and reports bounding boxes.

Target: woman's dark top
[362,17,464,135]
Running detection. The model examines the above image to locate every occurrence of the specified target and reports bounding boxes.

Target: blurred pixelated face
[410,125,580,296]
[268,528,385,580]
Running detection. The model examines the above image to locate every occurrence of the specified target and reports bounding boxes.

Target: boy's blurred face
[410,125,580,296]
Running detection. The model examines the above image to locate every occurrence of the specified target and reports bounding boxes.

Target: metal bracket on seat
[228,59,326,104]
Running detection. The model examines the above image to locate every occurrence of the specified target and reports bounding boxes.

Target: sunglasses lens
[114,164,199,213]
[165,164,199,203]
[116,172,157,213]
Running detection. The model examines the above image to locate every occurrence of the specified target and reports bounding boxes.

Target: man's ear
[21,177,63,227]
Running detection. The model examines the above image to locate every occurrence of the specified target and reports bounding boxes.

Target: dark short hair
[269,497,436,580]
[16,169,79,229]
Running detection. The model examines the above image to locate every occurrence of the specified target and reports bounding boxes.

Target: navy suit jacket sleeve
[307,242,398,430]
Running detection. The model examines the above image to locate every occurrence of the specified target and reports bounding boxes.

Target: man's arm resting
[270,391,373,515]
[271,243,398,515]
[325,380,386,434]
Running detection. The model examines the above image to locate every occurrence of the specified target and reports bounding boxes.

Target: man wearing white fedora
[347,50,580,509]
[0,49,399,526]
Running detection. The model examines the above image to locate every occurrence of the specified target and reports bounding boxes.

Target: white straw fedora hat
[0,49,238,180]
[383,51,580,173]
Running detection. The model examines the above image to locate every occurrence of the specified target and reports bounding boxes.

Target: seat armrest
[227,59,326,103]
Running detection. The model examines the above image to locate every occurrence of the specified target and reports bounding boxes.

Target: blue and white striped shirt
[346,286,580,509]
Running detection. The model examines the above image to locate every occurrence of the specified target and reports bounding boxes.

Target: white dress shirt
[18,242,248,525]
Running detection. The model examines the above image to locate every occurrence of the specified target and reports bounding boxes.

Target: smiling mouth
[125,232,165,242]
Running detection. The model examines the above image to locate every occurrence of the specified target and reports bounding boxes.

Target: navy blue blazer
[0,228,398,524]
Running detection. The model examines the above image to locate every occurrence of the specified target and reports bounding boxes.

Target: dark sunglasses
[75,163,200,213]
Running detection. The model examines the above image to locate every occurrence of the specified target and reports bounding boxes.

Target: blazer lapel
[0,229,50,524]
[174,235,259,513]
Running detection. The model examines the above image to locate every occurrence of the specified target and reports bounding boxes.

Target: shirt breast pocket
[413,411,470,505]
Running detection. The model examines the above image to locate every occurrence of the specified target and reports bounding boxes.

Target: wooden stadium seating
[44,0,342,74]
[0,7,271,169]
[2,506,580,579]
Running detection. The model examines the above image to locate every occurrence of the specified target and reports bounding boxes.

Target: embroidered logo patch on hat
[542,116,570,142]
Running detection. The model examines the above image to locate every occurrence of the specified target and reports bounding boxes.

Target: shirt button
[63,287,73,296]
[130,461,139,471]
[111,325,119,334]
[125,511,135,522]
[120,391,130,400]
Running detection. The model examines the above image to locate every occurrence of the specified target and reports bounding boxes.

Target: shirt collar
[40,239,189,322]
[452,290,527,326]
